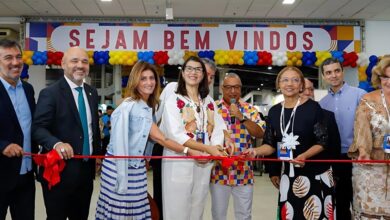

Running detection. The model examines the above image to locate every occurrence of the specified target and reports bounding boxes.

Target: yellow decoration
[286,51,302,66]
[214,50,244,65]
[315,51,332,66]
[358,65,368,82]
[108,51,138,66]
[184,51,198,60]
[22,50,34,65]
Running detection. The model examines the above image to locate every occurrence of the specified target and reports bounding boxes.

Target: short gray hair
[201,58,217,72]
[223,72,242,85]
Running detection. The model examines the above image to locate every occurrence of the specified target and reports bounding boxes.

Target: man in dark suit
[32,46,101,220]
[0,39,36,220]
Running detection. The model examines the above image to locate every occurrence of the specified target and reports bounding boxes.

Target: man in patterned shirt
[210,73,264,220]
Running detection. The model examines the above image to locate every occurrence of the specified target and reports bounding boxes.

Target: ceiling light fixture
[166,0,173,20]
[101,0,112,2]
[282,0,295,4]
[166,8,173,20]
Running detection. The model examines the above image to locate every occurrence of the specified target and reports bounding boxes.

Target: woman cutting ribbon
[244,67,334,219]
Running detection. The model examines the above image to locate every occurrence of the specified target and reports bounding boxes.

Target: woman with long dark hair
[160,56,225,220]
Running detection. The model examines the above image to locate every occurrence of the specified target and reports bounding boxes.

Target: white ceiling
[0,0,390,20]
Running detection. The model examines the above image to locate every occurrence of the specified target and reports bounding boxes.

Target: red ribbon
[33,150,65,189]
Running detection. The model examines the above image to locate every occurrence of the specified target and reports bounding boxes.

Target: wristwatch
[183,147,189,155]
[240,116,248,123]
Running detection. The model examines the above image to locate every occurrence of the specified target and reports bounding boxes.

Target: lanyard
[183,95,205,132]
[280,98,300,137]
[381,90,390,124]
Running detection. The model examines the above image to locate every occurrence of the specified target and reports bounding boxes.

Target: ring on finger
[60,148,65,153]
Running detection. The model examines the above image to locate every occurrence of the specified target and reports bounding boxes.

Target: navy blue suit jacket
[0,80,36,192]
[32,77,102,185]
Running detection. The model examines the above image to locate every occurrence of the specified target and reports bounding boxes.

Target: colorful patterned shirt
[210,99,264,186]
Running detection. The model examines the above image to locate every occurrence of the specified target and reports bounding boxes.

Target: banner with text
[25,22,361,52]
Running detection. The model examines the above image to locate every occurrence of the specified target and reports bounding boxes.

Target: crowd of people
[1,37,390,220]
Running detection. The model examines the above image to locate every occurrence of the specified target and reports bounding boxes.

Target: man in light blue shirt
[319,57,366,220]
[0,39,36,220]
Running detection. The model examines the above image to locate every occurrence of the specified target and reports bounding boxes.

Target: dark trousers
[150,143,164,220]
[0,171,35,220]
[334,153,353,220]
[41,162,94,220]
[102,136,110,155]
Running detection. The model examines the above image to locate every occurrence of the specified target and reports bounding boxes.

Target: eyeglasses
[279,77,301,84]
[223,85,242,91]
[184,66,203,73]
[380,75,390,81]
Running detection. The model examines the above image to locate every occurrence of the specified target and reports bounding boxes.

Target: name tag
[196,132,206,144]
[277,142,292,161]
[383,134,390,153]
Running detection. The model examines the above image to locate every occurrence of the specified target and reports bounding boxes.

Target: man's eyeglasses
[184,66,203,73]
[223,85,242,91]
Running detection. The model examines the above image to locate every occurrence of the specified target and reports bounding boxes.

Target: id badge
[196,132,205,144]
[277,142,292,161]
[383,134,390,153]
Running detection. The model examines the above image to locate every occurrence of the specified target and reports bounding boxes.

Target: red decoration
[177,98,185,109]
[33,150,65,189]
[186,132,194,138]
[257,51,272,66]
[342,51,358,67]
[47,51,64,66]
[153,51,169,65]
[207,102,214,111]
[221,157,234,168]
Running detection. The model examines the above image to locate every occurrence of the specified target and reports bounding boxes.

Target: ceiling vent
[0,28,18,40]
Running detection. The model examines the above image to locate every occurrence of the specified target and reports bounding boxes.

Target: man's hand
[2,143,24,157]
[270,176,280,189]
[54,143,74,160]
[229,103,243,120]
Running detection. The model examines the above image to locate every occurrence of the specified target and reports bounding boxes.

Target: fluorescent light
[101,0,112,2]
[166,8,173,20]
[282,0,295,4]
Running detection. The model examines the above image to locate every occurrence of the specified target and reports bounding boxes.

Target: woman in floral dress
[349,56,390,219]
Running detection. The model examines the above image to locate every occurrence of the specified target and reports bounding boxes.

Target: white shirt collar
[64,75,84,90]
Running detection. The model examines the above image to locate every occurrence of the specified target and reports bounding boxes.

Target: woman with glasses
[159,56,225,220]
[348,56,390,218]
[244,67,334,219]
